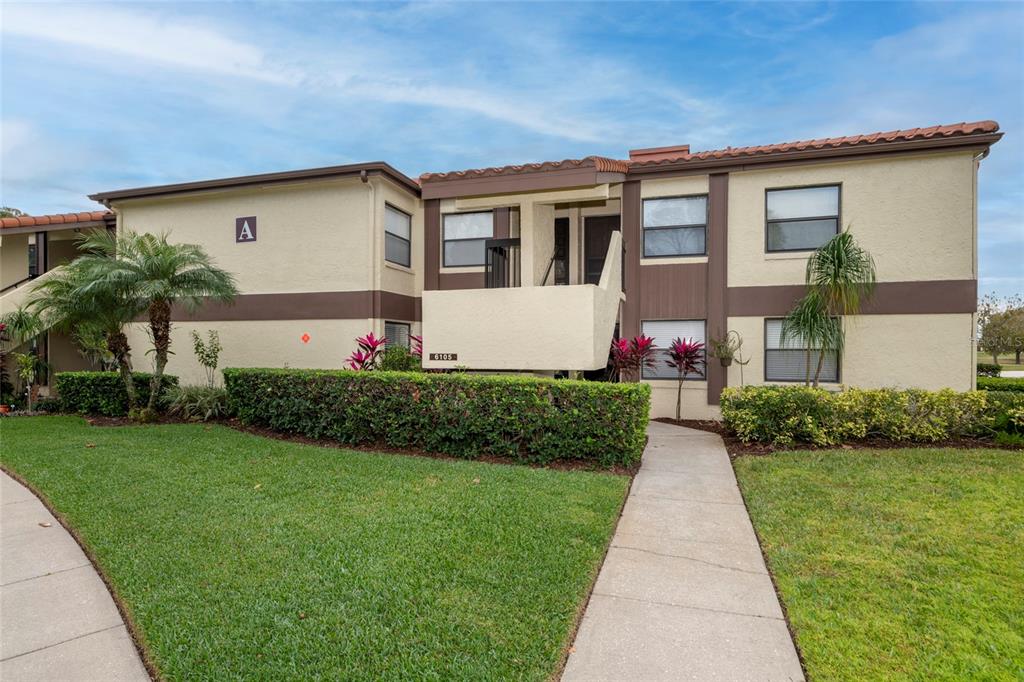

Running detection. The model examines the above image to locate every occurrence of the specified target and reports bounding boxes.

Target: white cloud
[1,4,297,85]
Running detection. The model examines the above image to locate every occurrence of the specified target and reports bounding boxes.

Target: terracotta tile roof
[629,120,1001,168]
[419,120,1000,183]
[419,155,630,183]
[0,210,112,230]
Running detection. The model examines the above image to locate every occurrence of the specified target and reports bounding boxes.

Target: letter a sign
[235,216,257,243]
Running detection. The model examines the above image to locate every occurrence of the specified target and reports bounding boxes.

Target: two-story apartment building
[0,120,1001,417]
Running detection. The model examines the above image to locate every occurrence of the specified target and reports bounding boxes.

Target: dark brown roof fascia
[625,133,1003,178]
[421,166,626,200]
[0,219,109,236]
[89,162,420,205]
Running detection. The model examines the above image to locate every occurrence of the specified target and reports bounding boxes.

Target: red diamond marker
[301,333,311,344]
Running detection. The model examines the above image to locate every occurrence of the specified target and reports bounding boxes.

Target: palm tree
[80,230,238,414]
[782,231,876,387]
[29,253,142,409]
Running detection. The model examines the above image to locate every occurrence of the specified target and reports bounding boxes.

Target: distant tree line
[978,294,1024,364]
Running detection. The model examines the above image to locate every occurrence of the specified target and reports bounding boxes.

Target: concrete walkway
[1,472,149,681]
[563,422,804,681]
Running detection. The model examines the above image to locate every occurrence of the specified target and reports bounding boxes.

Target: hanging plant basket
[719,356,733,367]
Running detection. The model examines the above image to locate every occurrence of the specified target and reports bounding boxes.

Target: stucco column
[530,203,555,286]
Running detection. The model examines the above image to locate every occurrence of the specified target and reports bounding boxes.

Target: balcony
[421,231,622,371]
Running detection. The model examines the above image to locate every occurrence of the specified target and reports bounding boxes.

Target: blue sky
[2,1,1021,295]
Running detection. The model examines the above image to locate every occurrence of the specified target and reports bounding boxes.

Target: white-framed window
[764,318,839,382]
[385,204,412,267]
[443,211,493,267]
[643,195,707,257]
[765,185,840,252]
[384,321,410,349]
[641,319,707,380]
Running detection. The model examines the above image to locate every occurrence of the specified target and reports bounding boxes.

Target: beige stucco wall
[114,178,373,295]
[422,232,622,371]
[728,151,977,287]
[125,318,422,386]
[725,313,976,392]
[646,380,720,420]
[0,233,29,289]
[377,177,423,300]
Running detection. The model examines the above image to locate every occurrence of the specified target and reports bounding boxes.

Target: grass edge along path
[734,447,1024,681]
[0,416,630,681]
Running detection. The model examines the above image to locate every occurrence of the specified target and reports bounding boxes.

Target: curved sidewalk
[0,471,149,681]
[563,422,804,681]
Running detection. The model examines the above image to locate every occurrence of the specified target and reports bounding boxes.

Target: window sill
[385,261,415,275]
[764,252,812,261]
[641,255,708,266]
[441,266,485,274]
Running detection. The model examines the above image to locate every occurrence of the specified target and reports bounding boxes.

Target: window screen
[443,211,493,267]
[764,318,839,382]
[384,321,410,349]
[643,196,707,257]
[641,320,706,380]
[766,185,839,252]
[384,205,411,267]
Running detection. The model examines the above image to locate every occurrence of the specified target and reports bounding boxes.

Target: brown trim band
[728,280,977,317]
[424,199,441,291]
[167,290,422,322]
[421,166,626,200]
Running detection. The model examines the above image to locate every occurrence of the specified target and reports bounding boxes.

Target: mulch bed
[79,414,639,475]
[653,417,1019,457]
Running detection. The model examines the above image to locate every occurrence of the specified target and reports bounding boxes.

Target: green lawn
[734,448,1024,681]
[0,416,629,681]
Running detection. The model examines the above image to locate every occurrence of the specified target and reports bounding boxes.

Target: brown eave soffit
[89,162,420,205]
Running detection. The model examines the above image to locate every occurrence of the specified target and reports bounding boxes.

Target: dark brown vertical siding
[621,180,642,338]
[639,264,708,319]
[494,207,510,239]
[424,199,441,291]
[706,173,729,404]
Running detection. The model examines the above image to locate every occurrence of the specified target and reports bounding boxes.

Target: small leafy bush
[977,362,1002,377]
[165,385,231,422]
[378,346,422,372]
[224,368,651,467]
[55,371,179,416]
[977,376,1024,392]
[720,385,1024,446]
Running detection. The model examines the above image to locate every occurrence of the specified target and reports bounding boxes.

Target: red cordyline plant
[345,332,386,370]
[410,334,423,359]
[666,337,706,420]
[610,335,657,382]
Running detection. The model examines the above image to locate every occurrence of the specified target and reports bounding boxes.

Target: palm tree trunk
[812,350,825,388]
[805,348,812,386]
[106,330,136,410]
[146,299,172,412]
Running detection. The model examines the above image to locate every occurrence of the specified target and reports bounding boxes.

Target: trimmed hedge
[720,384,1024,447]
[55,371,179,416]
[977,376,1024,393]
[224,368,651,467]
[977,362,1002,377]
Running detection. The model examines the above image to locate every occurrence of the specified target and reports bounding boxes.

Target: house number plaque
[428,353,458,361]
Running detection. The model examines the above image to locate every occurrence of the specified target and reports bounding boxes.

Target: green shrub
[224,368,650,467]
[720,385,1024,446]
[378,346,422,372]
[977,362,1002,377]
[977,376,1024,392]
[55,371,179,416]
[165,385,231,422]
